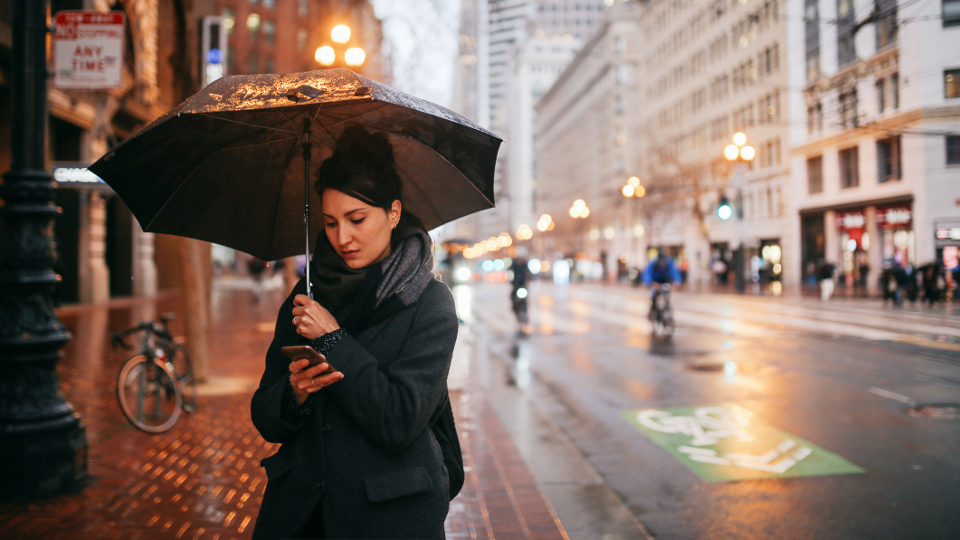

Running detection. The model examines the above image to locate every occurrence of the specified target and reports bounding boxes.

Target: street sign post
[53,11,125,90]
[621,404,864,482]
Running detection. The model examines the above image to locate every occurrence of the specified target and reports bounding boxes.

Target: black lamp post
[0,0,88,500]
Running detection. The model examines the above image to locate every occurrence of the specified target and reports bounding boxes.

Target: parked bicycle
[649,283,675,338]
[111,313,197,433]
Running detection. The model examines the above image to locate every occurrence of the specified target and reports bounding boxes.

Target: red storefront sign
[876,206,912,229]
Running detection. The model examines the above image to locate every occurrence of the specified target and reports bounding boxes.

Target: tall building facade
[787,0,960,291]
[536,2,643,269]
[451,0,607,242]
[636,0,792,286]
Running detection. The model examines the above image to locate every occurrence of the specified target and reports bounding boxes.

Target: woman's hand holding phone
[282,345,344,405]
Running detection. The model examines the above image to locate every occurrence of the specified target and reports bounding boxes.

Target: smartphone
[281,345,336,375]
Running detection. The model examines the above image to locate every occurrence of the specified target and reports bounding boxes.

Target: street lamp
[315,25,365,68]
[724,132,755,164]
[536,214,555,232]
[721,132,754,292]
[569,199,589,219]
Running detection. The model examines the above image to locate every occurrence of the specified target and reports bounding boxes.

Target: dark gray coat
[250,277,458,540]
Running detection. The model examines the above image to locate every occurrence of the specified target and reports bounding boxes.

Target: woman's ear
[389,200,402,229]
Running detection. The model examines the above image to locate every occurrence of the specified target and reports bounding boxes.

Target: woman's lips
[341,249,360,259]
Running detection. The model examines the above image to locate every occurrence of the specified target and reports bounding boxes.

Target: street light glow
[344,47,366,66]
[331,24,351,43]
[315,46,335,66]
[733,132,747,146]
[724,144,740,161]
[740,145,756,161]
[622,185,635,197]
[628,176,641,188]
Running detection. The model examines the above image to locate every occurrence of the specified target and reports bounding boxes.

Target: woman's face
[321,189,401,269]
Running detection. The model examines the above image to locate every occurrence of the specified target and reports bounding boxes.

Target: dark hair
[316,125,402,212]
[315,125,425,241]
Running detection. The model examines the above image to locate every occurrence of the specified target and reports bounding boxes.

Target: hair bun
[335,125,394,170]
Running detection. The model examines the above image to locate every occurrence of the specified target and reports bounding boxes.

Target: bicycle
[649,283,675,338]
[111,313,198,433]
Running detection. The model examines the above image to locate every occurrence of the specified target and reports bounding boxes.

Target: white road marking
[869,387,916,404]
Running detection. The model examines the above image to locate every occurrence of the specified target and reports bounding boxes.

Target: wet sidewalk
[0,281,568,540]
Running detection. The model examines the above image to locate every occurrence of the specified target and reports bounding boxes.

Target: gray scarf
[375,226,435,309]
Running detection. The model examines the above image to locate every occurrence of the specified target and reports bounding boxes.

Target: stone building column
[86,191,110,303]
[865,205,882,294]
[133,225,158,297]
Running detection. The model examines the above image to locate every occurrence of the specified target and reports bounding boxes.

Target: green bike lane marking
[620,404,865,482]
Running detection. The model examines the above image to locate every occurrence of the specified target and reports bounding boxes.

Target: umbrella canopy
[89,68,500,261]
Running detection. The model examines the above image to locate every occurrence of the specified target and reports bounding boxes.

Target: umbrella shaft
[303,132,313,299]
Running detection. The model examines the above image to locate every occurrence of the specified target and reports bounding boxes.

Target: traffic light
[717,195,732,220]
[201,16,227,87]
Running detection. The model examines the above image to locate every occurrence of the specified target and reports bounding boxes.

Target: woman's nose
[337,226,351,246]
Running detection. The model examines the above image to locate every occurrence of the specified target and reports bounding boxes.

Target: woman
[250,126,459,540]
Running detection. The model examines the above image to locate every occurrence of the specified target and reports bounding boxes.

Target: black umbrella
[89,68,500,296]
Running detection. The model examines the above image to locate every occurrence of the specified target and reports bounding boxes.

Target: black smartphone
[281,345,335,375]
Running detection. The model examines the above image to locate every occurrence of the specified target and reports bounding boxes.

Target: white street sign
[53,11,125,90]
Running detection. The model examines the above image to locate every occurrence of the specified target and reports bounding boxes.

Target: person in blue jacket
[639,250,682,313]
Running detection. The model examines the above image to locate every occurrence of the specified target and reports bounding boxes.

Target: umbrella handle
[302,118,313,300]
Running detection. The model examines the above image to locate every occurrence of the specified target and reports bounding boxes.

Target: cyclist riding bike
[510,256,531,324]
[640,250,682,320]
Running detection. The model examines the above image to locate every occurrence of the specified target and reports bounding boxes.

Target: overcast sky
[370,0,460,108]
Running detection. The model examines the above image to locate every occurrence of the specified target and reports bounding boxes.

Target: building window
[876,79,885,113]
[946,69,960,98]
[840,90,858,128]
[807,156,823,193]
[247,14,260,40]
[805,0,820,80]
[877,136,901,183]
[875,0,897,48]
[616,36,626,54]
[616,95,625,114]
[299,0,308,16]
[839,146,859,188]
[264,56,275,73]
[263,0,275,7]
[298,29,308,52]
[263,20,275,44]
[807,102,823,133]
[892,73,900,108]
[944,0,960,27]
[948,136,960,165]
[223,7,235,35]
[248,52,259,74]
[837,0,856,67]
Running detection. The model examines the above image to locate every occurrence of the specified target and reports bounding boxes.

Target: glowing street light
[725,132,755,162]
[569,199,589,219]
[536,214,555,231]
[344,47,366,66]
[315,45,336,66]
[331,24,351,43]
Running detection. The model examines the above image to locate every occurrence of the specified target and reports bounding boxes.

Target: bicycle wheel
[167,343,197,414]
[117,354,183,433]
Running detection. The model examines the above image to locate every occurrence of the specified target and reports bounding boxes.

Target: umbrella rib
[199,112,301,135]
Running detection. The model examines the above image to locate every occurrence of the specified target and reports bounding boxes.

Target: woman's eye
[351,218,365,225]
[325,222,336,228]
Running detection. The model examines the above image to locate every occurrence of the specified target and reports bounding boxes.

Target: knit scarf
[309,221,435,331]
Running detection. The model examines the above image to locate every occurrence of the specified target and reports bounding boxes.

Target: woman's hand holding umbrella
[289,294,344,404]
[292,294,339,340]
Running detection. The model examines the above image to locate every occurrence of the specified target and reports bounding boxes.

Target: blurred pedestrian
[817,260,835,301]
[250,126,460,540]
[248,255,267,301]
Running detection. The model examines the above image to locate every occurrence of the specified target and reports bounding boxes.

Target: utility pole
[0,0,88,500]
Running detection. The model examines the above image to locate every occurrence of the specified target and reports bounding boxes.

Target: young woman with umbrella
[250,126,458,539]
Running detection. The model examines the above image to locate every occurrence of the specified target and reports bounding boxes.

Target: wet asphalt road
[459,281,960,540]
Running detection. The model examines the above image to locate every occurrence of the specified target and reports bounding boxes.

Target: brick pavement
[0,281,568,540]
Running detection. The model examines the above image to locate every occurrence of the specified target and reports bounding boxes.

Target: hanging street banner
[621,404,864,482]
[53,11,125,90]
